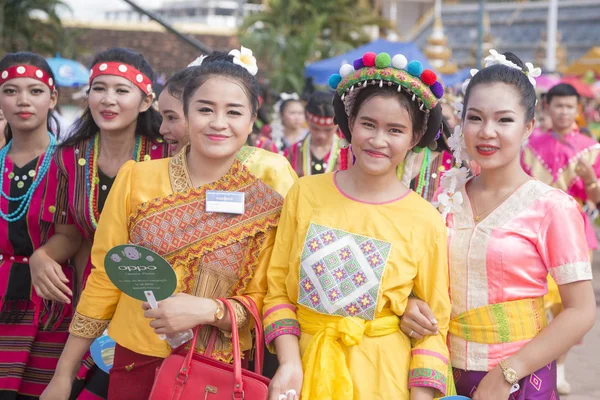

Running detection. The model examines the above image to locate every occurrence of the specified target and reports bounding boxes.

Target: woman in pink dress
[399,51,596,399]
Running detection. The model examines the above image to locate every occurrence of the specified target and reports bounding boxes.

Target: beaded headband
[89,62,153,95]
[329,52,444,116]
[0,65,55,91]
[330,52,444,149]
[306,111,334,127]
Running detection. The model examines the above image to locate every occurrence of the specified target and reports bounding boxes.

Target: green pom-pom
[412,146,424,153]
[375,53,391,69]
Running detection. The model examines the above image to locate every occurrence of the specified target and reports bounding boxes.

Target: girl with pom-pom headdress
[263,51,452,400]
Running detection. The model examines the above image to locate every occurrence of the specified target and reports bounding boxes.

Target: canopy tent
[46,56,90,88]
[564,47,600,77]
[305,39,437,86]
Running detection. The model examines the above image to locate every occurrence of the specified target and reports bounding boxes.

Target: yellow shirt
[70,147,297,359]
[263,172,451,399]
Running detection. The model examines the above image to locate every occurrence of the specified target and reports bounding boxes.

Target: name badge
[206,190,245,214]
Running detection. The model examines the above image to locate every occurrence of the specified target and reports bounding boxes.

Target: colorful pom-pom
[339,64,355,78]
[353,58,365,70]
[431,81,444,99]
[328,74,342,89]
[392,54,408,70]
[407,61,423,77]
[421,70,437,86]
[362,52,377,67]
[375,53,391,69]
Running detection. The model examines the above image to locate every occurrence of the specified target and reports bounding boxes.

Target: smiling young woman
[29,48,170,399]
[400,51,595,400]
[41,50,287,400]
[263,52,451,400]
[0,51,76,399]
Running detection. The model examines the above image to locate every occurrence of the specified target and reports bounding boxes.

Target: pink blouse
[447,179,592,371]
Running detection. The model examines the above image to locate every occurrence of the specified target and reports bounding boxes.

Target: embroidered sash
[449,297,546,344]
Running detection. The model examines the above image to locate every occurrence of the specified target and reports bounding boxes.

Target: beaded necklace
[85,134,143,228]
[415,147,431,199]
[302,134,340,176]
[0,131,57,222]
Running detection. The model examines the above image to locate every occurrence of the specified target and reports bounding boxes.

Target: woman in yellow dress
[263,52,452,400]
[41,49,292,400]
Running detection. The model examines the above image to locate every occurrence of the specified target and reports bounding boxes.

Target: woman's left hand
[143,293,214,335]
[472,365,512,400]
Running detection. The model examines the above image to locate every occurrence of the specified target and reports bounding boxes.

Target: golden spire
[423,0,458,74]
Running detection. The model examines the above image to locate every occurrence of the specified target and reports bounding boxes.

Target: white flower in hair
[280,92,299,101]
[448,125,468,164]
[461,69,479,95]
[484,49,521,71]
[440,167,469,190]
[229,46,258,76]
[454,101,463,119]
[438,191,464,215]
[525,62,542,87]
[188,55,207,68]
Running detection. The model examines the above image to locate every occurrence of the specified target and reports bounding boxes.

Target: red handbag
[149,297,270,400]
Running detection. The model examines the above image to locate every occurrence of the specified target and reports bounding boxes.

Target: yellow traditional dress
[263,173,451,399]
[70,146,295,361]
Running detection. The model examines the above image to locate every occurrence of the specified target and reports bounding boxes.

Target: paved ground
[564,249,600,399]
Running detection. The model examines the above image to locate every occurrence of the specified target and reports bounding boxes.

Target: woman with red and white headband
[0,51,71,398]
[30,48,169,399]
[285,91,342,177]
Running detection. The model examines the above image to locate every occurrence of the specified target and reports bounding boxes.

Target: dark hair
[463,52,536,122]
[436,117,451,153]
[546,83,580,105]
[182,52,260,117]
[163,67,196,101]
[62,48,161,147]
[306,91,334,118]
[279,98,303,116]
[350,85,425,145]
[0,52,59,142]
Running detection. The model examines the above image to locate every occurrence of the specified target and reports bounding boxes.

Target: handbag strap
[237,296,265,374]
[175,296,266,397]
[220,298,244,399]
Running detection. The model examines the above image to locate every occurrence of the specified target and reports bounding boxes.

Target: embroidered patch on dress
[297,223,391,320]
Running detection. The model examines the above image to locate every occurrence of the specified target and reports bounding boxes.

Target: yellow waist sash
[298,306,400,400]
[450,297,547,344]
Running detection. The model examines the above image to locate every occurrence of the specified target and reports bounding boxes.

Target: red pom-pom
[362,52,377,67]
[421,70,437,86]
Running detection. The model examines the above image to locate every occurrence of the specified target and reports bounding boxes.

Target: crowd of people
[0,44,596,400]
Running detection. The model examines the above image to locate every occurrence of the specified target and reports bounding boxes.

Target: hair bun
[502,52,526,70]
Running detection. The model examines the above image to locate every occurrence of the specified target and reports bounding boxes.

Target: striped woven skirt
[0,307,70,400]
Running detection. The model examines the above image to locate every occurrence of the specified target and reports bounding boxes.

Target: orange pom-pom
[421,70,437,86]
[362,52,377,67]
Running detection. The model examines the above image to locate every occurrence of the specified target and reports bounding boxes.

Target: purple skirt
[453,362,559,399]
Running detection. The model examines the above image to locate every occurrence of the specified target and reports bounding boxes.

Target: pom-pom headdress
[329,51,444,149]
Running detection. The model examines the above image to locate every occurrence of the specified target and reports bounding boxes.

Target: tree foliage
[239,0,389,94]
[0,0,71,55]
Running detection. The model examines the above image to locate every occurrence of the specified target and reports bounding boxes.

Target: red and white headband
[89,62,153,95]
[306,111,335,127]
[0,65,55,91]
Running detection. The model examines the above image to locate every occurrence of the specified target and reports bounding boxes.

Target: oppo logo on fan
[118,265,157,272]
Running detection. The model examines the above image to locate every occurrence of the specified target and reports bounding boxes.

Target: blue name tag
[206,190,245,214]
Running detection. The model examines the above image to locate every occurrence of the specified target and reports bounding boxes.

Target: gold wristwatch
[213,299,225,322]
[499,359,519,385]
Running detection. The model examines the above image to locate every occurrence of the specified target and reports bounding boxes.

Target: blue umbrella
[46,56,90,88]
